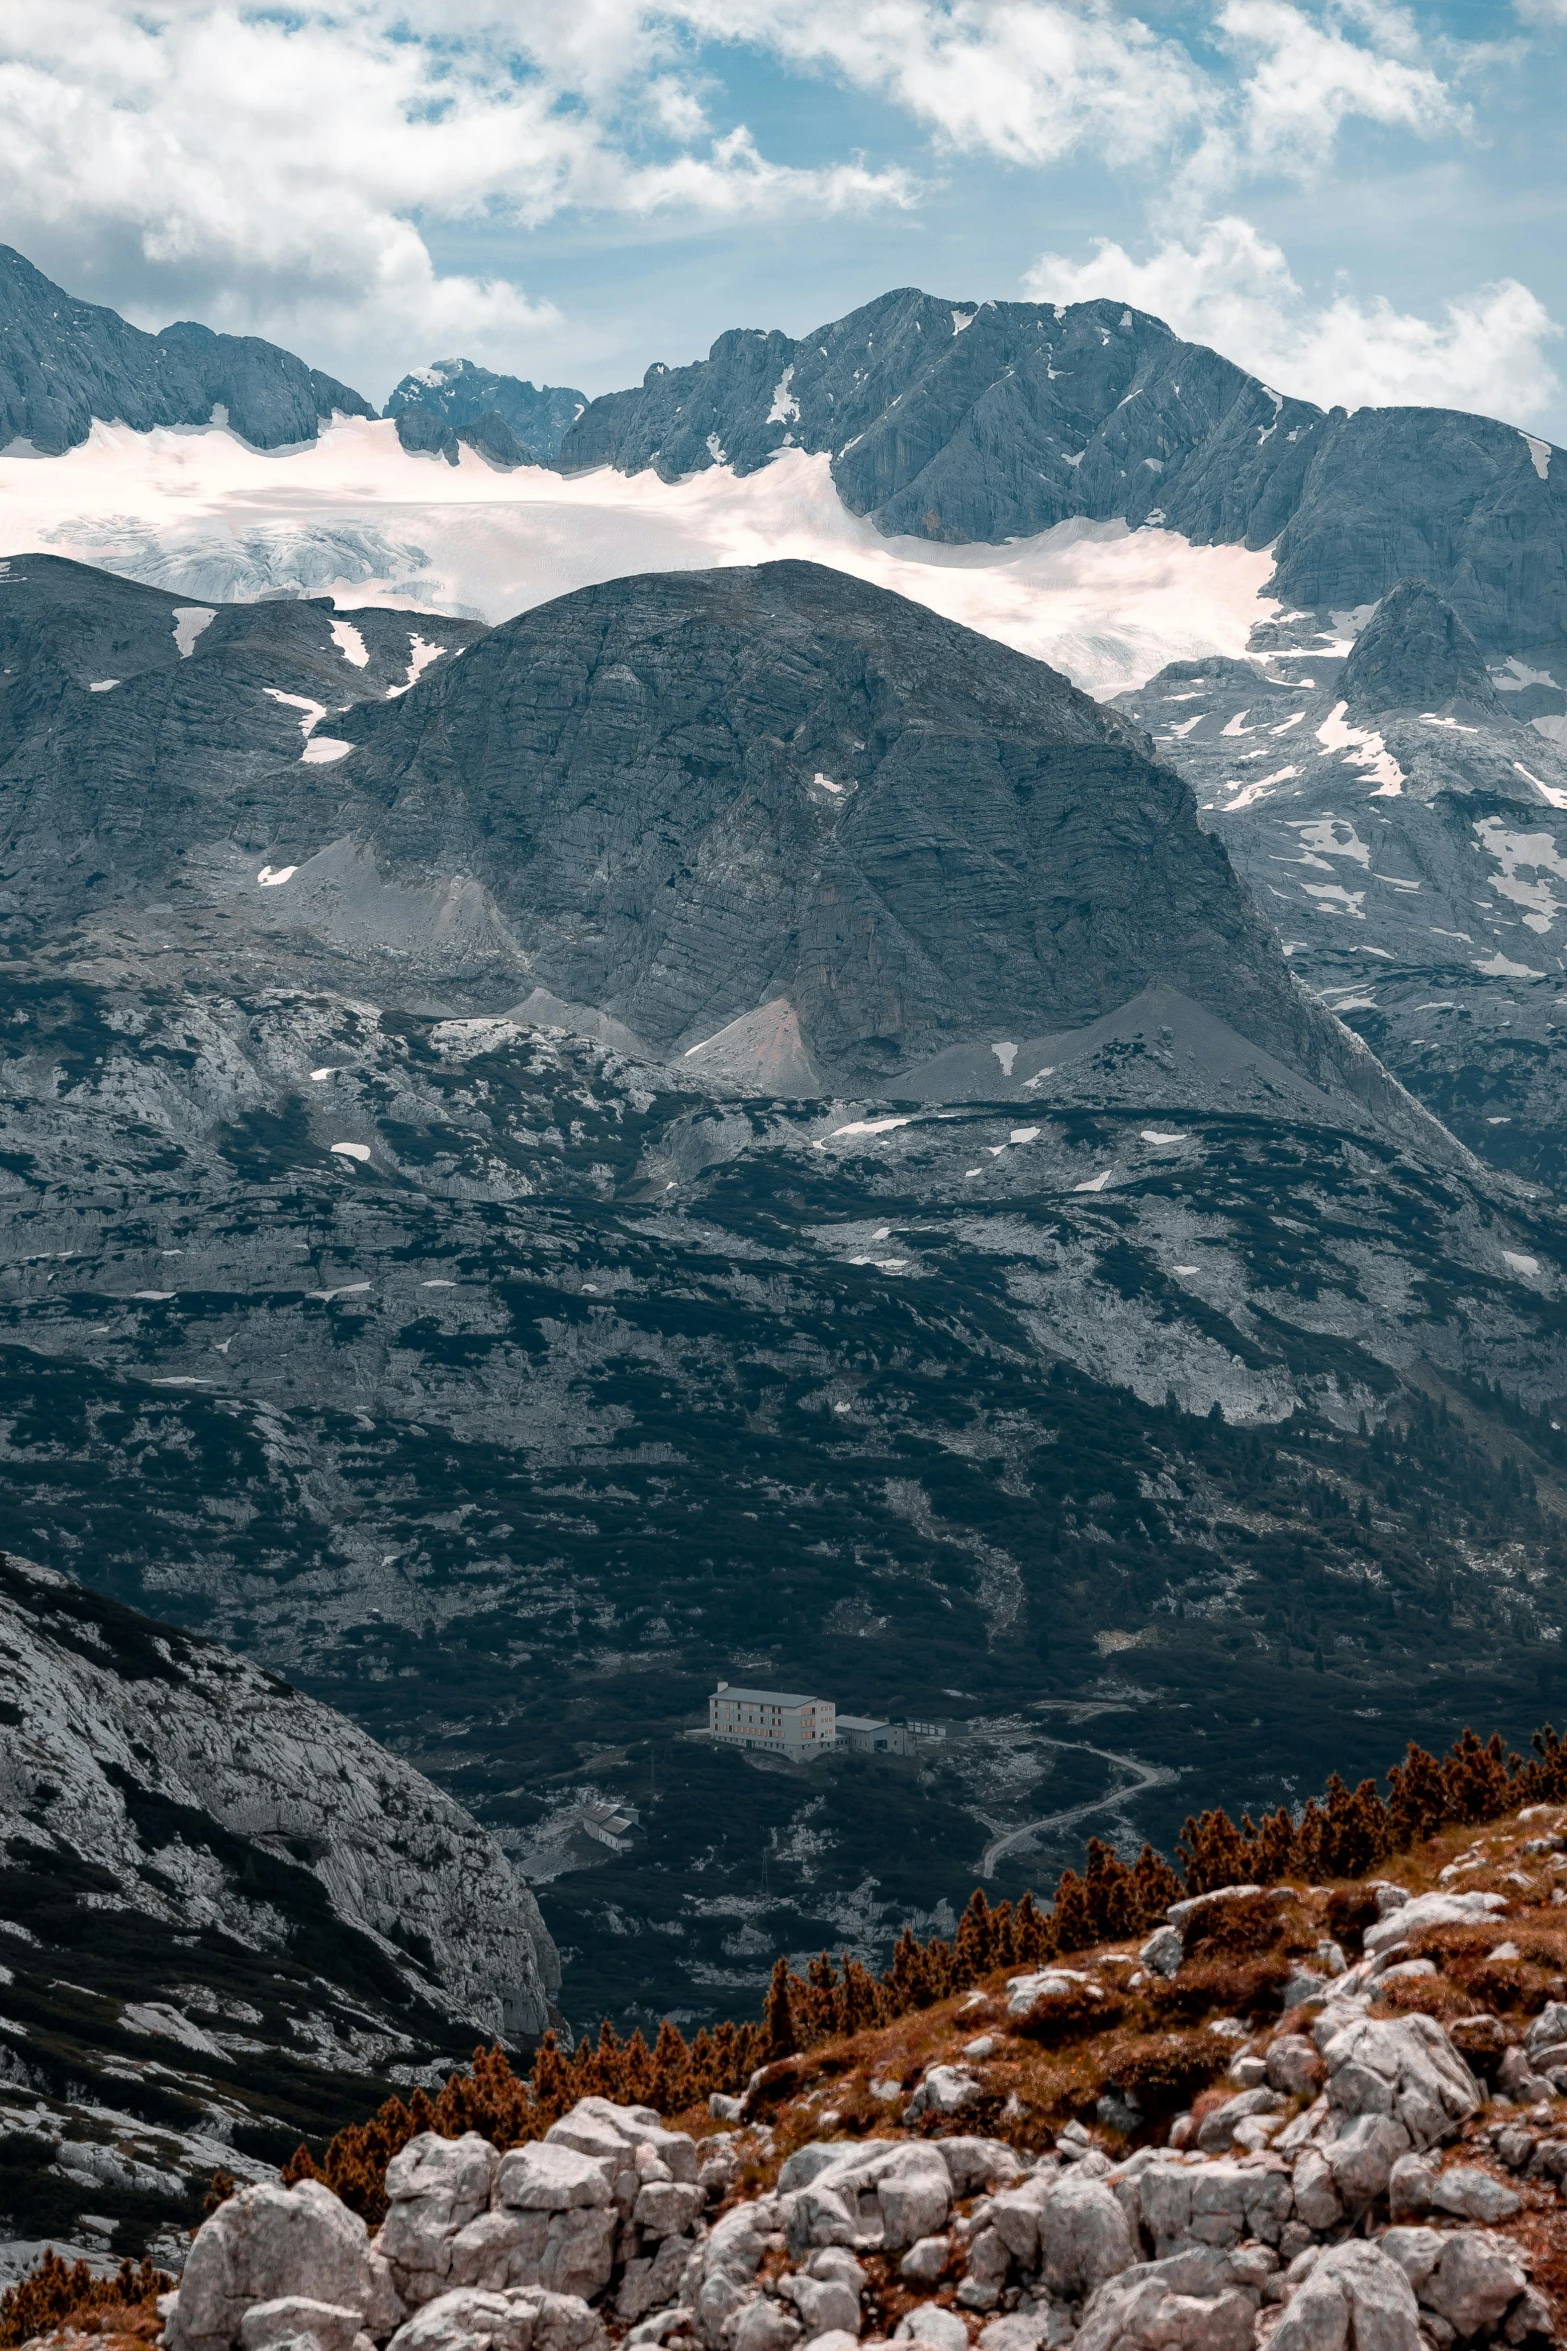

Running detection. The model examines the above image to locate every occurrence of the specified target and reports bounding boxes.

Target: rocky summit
[317,558,1414,1105]
[0,249,373,457]
[555,290,1567,669]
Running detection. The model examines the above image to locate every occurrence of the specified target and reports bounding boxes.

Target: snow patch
[302,738,354,764]
[1504,1251,1542,1276]
[1302,882,1366,918]
[1221,764,1298,811]
[1292,816,1371,867]
[1315,701,1404,795]
[1474,817,1567,934]
[1140,1130,1187,1145]
[172,605,215,658]
[328,617,369,668]
[1515,761,1567,810]
[257,865,297,887]
[386,632,449,698]
[1522,435,1552,482]
[1473,952,1546,980]
[767,367,800,427]
[816,1114,919,1146]
[1073,1169,1113,1192]
[952,310,977,335]
[991,1042,1018,1076]
[88,678,118,691]
[330,1141,372,1162]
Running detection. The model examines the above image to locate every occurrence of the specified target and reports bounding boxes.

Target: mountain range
[2,242,1567,2138]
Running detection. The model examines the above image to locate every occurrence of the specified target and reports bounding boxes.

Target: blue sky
[3,1,1565,438]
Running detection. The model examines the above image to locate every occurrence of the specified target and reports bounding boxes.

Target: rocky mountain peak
[1341,580,1501,718]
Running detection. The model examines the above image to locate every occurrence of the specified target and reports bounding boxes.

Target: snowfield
[0,416,1278,697]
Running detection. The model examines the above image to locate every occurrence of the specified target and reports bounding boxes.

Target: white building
[576,1799,640,1852]
[709,1683,835,1758]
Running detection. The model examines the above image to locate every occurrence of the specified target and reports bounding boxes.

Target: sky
[0,0,1564,441]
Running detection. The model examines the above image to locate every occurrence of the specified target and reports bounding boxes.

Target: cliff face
[0,1553,559,2270]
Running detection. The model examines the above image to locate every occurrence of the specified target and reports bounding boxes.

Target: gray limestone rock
[171,2181,376,2351]
[1340,582,1499,719]
[385,359,586,464]
[0,245,372,454]
[1268,2239,1421,2351]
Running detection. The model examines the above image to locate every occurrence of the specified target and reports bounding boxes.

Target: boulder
[1139,1928,1184,1979]
[1430,2168,1521,2224]
[632,2181,704,2238]
[978,2317,1050,2351]
[1268,2037,1324,2098]
[1324,2115,1414,2213]
[876,2144,954,2250]
[1075,2245,1259,2351]
[381,2136,501,2307]
[1267,2239,1420,2351]
[732,2302,802,2351]
[449,2214,550,2294]
[899,2239,951,2288]
[238,2301,364,2351]
[1134,2158,1293,2257]
[1292,2149,1344,2235]
[1362,1894,1507,1962]
[780,2273,861,2339]
[1323,2014,1480,2141]
[1038,2171,1136,2298]
[988,2174,1059,2267]
[613,2236,690,2324]
[385,2288,604,2351]
[905,2065,981,2119]
[1524,2003,1567,2074]
[495,2147,613,2211]
[1387,2155,1435,2224]
[1422,2236,1529,2342]
[894,2305,970,2351]
[172,2181,377,2351]
[936,2140,1027,2197]
[1196,2088,1283,2154]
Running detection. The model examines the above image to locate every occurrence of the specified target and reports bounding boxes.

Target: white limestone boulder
[1074,2245,1259,2351]
[172,2181,378,2351]
[380,2135,500,2308]
[1267,2239,1420,2351]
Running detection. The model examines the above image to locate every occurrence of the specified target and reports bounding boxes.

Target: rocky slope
[1111,584,1567,1185]
[0,1553,559,2278]
[0,250,373,456]
[555,289,1567,670]
[45,1787,1567,2351]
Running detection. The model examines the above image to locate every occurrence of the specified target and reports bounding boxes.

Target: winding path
[979,1738,1178,1878]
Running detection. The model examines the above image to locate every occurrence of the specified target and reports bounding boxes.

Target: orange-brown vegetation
[18,1716,1567,2351]
[0,2256,170,2351]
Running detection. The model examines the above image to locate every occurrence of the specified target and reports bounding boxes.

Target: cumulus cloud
[1024,215,1563,425]
[0,0,918,393]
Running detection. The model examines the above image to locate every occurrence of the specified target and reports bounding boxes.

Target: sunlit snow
[0,418,1279,698]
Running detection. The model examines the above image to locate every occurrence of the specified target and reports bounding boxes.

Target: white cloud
[1024,215,1564,426]
[0,0,918,396]
[687,0,1210,169]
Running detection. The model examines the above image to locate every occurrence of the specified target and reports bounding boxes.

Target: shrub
[0,2254,171,2351]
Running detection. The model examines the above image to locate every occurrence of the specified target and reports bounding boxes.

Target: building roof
[712,1687,826,1709]
[835,1715,890,1733]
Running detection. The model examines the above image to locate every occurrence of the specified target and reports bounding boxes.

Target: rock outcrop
[0,246,373,454]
